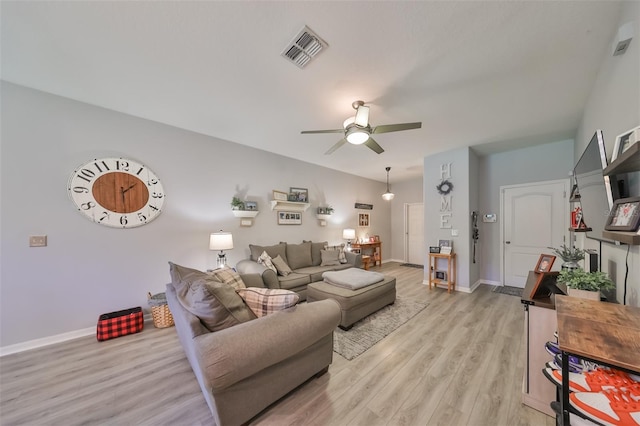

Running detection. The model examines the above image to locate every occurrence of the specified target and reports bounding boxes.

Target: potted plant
[549,244,585,270]
[325,205,334,214]
[557,268,614,301]
[231,197,245,210]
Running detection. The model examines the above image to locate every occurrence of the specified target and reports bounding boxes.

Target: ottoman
[307,275,396,330]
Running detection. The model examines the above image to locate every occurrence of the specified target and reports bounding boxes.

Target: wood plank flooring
[0,262,555,426]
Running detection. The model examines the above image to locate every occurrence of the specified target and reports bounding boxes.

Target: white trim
[0,315,153,357]
[482,279,502,286]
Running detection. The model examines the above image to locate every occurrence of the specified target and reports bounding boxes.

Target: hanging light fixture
[382,166,394,201]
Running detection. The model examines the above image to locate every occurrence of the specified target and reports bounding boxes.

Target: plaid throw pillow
[236,288,300,317]
[257,250,277,273]
[208,265,246,290]
[325,244,347,263]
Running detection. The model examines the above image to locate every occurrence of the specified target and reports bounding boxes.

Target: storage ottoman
[307,275,396,330]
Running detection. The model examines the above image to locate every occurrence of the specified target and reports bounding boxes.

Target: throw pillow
[320,249,341,266]
[325,244,348,263]
[168,262,256,332]
[236,287,300,317]
[208,265,246,290]
[285,241,312,270]
[271,255,293,276]
[257,250,277,273]
[249,243,288,264]
[304,240,328,266]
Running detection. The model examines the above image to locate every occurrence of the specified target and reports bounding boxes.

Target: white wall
[0,82,391,348]
[574,1,640,307]
[388,177,423,262]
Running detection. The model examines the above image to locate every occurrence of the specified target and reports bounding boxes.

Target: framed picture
[612,126,640,162]
[244,201,257,211]
[605,196,640,231]
[273,190,288,201]
[429,246,441,253]
[440,246,452,255]
[435,271,447,280]
[289,187,308,203]
[534,254,556,273]
[277,211,302,225]
[358,212,370,227]
[374,235,380,242]
[529,271,560,300]
[438,239,452,248]
[369,236,375,243]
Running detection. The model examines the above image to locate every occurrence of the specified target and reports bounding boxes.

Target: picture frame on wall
[273,190,288,201]
[438,239,452,248]
[358,212,370,227]
[612,126,640,161]
[244,201,257,211]
[604,196,640,232]
[277,211,302,225]
[289,187,308,203]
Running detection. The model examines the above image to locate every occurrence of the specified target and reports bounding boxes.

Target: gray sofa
[166,278,341,425]
[236,241,362,301]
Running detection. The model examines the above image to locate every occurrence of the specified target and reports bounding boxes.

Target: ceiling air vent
[281,26,328,69]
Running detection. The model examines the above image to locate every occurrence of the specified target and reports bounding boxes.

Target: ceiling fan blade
[372,122,422,134]
[301,129,344,134]
[354,105,370,127]
[325,138,347,155]
[364,137,384,154]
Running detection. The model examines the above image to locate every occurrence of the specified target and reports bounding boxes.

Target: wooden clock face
[68,157,165,228]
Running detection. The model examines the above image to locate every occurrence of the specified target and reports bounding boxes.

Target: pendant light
[382,167,394,201]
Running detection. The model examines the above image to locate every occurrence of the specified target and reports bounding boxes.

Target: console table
[556,295,640,425]
[351,241,382,267]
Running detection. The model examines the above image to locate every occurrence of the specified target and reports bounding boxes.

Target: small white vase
[567,287,601,301]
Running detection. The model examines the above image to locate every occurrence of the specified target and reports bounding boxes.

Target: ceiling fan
[301,100,422,155]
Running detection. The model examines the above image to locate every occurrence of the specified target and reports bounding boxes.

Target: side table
[428,252,456,293]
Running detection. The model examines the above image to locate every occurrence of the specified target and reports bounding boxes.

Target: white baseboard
[0,314,153,357]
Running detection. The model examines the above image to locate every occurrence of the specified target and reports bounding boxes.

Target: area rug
[333,298,428,360]
[492,285,523,297]
[400,263,423,269]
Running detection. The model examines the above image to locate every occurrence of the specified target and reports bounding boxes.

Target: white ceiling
[1,1,625,183]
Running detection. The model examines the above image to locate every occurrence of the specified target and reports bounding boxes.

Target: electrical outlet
[29,235,47,247]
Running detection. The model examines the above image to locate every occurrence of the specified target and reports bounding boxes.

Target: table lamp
[209,230,233,268]
[343,228,356,250]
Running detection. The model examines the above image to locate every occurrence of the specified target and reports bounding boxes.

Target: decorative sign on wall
[437,163,453,229]
[355,203,373,210]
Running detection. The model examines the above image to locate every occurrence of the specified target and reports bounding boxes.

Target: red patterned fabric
[96,307,144,341]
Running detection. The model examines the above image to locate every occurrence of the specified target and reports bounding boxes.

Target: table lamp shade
[209,232,233,251]
[343,228,356,240]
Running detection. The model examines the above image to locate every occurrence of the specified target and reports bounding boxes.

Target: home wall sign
[437,163,453,229]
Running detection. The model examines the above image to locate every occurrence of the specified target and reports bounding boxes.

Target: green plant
[326,205,334,214]
[557,269,614,292]
[548,244,585,262]
[230,197,245,210]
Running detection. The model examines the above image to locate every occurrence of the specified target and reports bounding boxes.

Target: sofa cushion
[277,272,312,290]
[286,242,313,270]
[320,249,341,266]
[250,243,288,264]
[168,262,256,332]
[257,251,277,273]
[236,287,300,317]
[304,240,328,266]
[272,255,293,276]
[325,244,348,263]
[208,265,246,290]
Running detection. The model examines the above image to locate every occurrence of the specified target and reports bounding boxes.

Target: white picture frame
[612,126,640,162]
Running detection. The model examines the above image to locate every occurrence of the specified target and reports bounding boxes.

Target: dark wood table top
[556,295,640,373]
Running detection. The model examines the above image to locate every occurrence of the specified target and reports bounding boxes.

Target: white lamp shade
[343,228,356,240]
[209,232,234,250]
[382,191,395,201]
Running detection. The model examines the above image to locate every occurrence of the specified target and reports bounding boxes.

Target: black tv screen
[573,130,615,243]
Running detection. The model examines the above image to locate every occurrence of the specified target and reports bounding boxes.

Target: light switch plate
[29,235,47,247]
[451,229,459,237]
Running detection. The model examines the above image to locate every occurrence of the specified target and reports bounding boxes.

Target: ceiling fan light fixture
[382,166,394,201]
[345,126,370,144]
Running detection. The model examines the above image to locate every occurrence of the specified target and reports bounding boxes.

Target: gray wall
[477,139,575,282]
[0,82,391,347]
[574,1,639,307]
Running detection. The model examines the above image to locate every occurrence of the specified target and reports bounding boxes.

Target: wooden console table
[351,241,382,267]
[428,252,456,293]
[556,296,640,425]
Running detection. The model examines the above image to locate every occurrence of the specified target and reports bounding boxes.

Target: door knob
[505,241,511,244]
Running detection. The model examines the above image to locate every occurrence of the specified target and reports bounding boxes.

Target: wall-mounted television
[573,130,616,244]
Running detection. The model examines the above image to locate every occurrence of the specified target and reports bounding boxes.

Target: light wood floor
[0,262,555,426]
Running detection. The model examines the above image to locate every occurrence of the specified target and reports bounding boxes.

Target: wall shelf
[603,142,640,175]
[270,200,310,212]
[232,210,259,218]
[316,214,332,220]
[602,230,640,245]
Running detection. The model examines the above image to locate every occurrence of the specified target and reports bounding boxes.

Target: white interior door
[502,180,568,288]
[406,203,424,265]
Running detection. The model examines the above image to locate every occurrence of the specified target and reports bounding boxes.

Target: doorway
[405,203,424,265]
[501,180,569,288]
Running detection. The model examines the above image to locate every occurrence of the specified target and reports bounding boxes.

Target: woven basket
[147,292,174,328]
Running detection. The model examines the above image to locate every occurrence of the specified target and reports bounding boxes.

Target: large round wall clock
[68,157,165,228]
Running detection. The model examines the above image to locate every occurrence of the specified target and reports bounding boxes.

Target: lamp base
[216,253,227,269]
